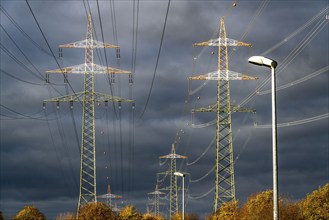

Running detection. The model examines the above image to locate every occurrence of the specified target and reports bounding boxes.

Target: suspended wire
[0,43,44,81]
[191,119,216,128]
[118,103,125,194]
[0,104,44,120]
[44,108,76,197]
[105,104,115,190]
[189,165,215,183]
[187,135,215,166]
[256,113,329,128]
[1,25,66,96]
[188,186,215,200]
[0,6,52,57]
[139,0,171,119]
[234,132,252,163]
[239,0,269,42]
[96,0,126,193]
[56,111,79,191]
[1,24,45,79]
[1,69,48,86]
[239,10,328,107]
[159,158,169,166]
[129,100,136,197]
[258,65,329,95]
[262,6,328,56]
[95,0,118,108]
[45,87,80,193]
[25,0,78,96]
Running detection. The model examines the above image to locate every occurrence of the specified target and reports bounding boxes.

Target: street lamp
[174,172,185,220]
[248,56,279,220]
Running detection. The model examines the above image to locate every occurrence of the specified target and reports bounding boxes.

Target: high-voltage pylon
[98,182,122,210]
[148,184,166,217]
[44,14,133,212]
[189,17,257,212]
[158,144,187,219]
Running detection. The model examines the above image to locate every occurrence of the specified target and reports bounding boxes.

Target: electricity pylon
[158,144,187,219]
[148,184,166,217]
[44,14,133,212]
[97,182,122,209]
[189,17,257,212]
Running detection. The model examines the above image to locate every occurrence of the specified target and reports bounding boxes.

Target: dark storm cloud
[1,0,328,219]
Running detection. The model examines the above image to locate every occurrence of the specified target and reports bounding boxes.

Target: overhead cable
[139,0,171,119]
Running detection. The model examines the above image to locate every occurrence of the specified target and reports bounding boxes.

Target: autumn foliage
[13,206,46,220]
[9,183,328,220]
[299,183,329,220]
[78,202,116,220]
[208,183,329,220]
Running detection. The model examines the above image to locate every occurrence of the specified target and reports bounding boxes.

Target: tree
[185,213,200,220]
[239,190,273,220]
[170,212,182,220]
[119,205,142,220]
[142,213,165,220]
[55,212,76,220]
[280,198,301,220]
[78,202,116,220]
[13,206,46,220]
[300,183,329,220]
[170,212,199,220]
[210,200,239,220]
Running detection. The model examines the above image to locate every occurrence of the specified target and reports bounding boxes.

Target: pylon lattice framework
[148,184,166,217]
[44,14,133,213]
[189,17,257,212]
[157,144,187,219]
[97,182,122,210]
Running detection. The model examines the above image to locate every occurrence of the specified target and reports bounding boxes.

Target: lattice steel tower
[97,182,122,209]
[158,144,187,219]
[44,14,133,212]
[189,17,256,211]
[148,184,166,217]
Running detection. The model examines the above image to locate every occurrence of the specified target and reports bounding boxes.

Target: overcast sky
[0,0,328,219]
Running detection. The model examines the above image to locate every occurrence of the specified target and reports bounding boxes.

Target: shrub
[13,206,46,220]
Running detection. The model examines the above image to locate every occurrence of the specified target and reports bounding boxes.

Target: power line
[255,113,329,128]
[0,5,52,57]
[257,65,329,95]
[25,0,77,95]
[139,0,171,119]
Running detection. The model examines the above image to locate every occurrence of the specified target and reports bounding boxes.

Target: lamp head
[248,56,277,68]
[174,172,185,177]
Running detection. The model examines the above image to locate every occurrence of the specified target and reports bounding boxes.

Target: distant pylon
[43,14,133,213]
[148,184,166,217]
[158,144,187,219]
[97,182,122,209]
[189,17,257,212]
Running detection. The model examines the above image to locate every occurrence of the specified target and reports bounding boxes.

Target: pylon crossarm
[43,92,133,103]
[193,38,252,47]
[43,92,84,102]
[148,190,166,195]
[189,70,257,81]
[159,153,188,159]
[46,63,130,74]
[97,193,122,199]
[192,104,217,113]
[60,39,119,49]
[192,104,255,113]
[94,92,133,102]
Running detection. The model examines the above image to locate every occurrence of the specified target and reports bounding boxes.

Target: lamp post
[174,172,185,220]
[248,56,279,220]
